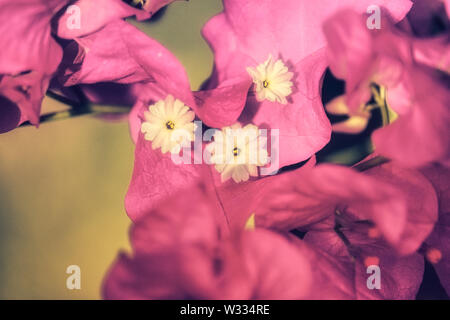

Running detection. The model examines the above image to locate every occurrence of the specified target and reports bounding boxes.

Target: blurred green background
[0,0,222,299]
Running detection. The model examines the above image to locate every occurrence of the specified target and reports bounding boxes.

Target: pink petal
[413,36,450,74]
[106,182,314,299]
[253,164,408,246]
[203,0,411,166]
[203,0,412,83]
[0,71,52,127]
[372,68,450,167]
[237,230,312,299]
[194,77,252,128]
[422,164,450,295]
[323,9,410,111]
[129,180,226,254]
[0,0,63,130]
[241,50,331,167]
[304,229,424,299]
[207,158,317,230]
[0,0,63,74]
[125,134,203,222]
[323,10,373,84]
[365,162,439,255]
[57,0,150,39]
[0,95,21,133]
[61,20,194,108]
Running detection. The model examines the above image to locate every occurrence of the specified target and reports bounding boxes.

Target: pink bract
[105,181,313,300]
[200,0,412,167]
[0,0,64,131]
[324,9,450,167]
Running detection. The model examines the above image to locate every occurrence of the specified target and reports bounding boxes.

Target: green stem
[20,108,94,127]
[46,90,80,107]
[353,155,390,172]
[19,91,131,127]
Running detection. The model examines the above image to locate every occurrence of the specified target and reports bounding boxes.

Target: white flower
[209,123,269,183]
[141,95,196,154]
[246,54,294,104]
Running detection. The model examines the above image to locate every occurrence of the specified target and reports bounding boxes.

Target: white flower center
[246,54,294,105]
[141,95,196,154]
[208,123,269,183]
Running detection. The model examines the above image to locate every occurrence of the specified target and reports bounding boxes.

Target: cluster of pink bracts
[1,0,449,299]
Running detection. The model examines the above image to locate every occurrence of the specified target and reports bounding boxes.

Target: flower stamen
[246,54,294,105]
[141,95,195,154]
[208,123,268,183]
[165,120,175,130]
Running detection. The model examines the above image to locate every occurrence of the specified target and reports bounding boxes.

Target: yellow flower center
[165,120,175,130]
[246,54,294,105]
[208,123,269,183]
[141,95,196,154]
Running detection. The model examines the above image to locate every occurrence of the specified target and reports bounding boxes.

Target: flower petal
[372,68,450,167]
[203,0,412,85]
[304,229,424,299]
[253,164,408,246]
[365,162,439,255]
[422,164,450,296]
[57,0,150,39]
[0,0,63,74]
[60,20,194,108]
[125,133,202,222]
[194,77,252,128]
[240,49,332,167]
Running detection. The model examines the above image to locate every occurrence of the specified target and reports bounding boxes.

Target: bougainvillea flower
[401,0,450,37]
[107,175,426,300]
[412,37,450,75]
[421,164,450,296]
[324,10,450,167]
[0,0,64,76]
[371,68,450,167]
[60,20,192,101]
[250,164,408,245]
[323,10,409,126]
[56,0,182,39]
[0,71,53,133]
[301,228,424,299]
[140,94,196,154]
[104,181,313,300]
[0,0,178,133]
[208,123,269,183]
[363,162,439,254]
[249,162,438,255]
[402,1,450,76]
[58,18,200,140]
[201,0,412,168]
[0,0,65,132]
[59,15,256,145]
[125,132,203,221]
